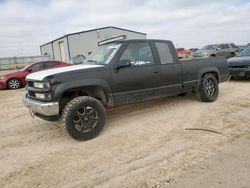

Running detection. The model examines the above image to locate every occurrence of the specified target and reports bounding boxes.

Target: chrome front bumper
[22,96,59,116]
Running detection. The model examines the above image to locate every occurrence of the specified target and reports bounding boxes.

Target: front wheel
[199,73,219,102]
[7,79,22,89]
[62,96,106,141]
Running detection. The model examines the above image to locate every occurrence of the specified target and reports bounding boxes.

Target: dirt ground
[0,70,250,187]
[170,136,250,188]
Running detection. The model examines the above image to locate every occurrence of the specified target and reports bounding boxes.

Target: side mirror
[216,47,221,51]
[116,59,131,69]
[27,68,32,72]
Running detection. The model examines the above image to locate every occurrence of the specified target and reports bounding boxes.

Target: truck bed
[180,57,229,90]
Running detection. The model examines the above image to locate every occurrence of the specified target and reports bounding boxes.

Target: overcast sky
[0,0,249,57]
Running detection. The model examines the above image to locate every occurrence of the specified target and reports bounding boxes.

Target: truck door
[111,41,160,105]
[154,42,183,96]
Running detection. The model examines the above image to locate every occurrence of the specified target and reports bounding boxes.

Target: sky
[0,0,249,57]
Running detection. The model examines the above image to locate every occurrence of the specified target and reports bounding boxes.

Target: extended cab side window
[155,42,174,64]
[119,42,155,66]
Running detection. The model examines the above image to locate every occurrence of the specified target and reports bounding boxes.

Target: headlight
[33,82,50,89]
[0,76,6,80]
[34,93,52,100]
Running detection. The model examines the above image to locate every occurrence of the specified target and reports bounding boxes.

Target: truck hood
[26,64,104,81]
[227,56,250,66]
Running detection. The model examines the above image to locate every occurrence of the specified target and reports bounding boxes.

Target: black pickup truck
[23,36,229,141]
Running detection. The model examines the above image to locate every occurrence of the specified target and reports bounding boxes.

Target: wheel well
[202,72,219,82]
[59,86,107,113]
[210,54,216,57]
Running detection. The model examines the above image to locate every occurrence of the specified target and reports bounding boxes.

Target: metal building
[40,26,146,62]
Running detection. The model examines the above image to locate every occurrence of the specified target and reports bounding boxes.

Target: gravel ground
[0,74,249,187]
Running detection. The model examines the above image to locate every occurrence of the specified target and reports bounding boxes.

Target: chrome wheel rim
[9,79,20,89]
[73,106,98,132]
[205,79,215,96]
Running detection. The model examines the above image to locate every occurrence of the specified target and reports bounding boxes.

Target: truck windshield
[201,45,217,50]
[84,43,121,65]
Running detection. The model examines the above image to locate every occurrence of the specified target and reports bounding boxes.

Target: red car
[176,48,192,59]
[0,60,71,89]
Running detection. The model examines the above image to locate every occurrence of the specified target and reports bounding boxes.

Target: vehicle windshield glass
[20,64,31,71]
[201,45,217,50]
[238,47,250,57]
[84,43,121,65]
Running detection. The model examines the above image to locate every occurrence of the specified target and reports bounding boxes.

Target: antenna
[98,35,127,46]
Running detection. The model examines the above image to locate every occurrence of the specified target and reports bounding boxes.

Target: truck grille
[28,91,36,98]
[27,81,34,87]
[229,65,248,68]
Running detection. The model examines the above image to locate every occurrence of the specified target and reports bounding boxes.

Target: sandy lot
[170,136,250,188]
[0,74,250,187]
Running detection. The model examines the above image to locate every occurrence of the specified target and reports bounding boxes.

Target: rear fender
[197,67,220,87]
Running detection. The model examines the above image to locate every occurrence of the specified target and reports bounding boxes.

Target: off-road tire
[199,73,219,102]
[7,78,22,89]
[62,96,106,141]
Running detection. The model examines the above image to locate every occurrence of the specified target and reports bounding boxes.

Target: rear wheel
[199,73,219,102]
[7,79,21,89]
[62,96,106,141]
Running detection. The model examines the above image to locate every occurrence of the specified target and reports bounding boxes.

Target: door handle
[153,71,159,74]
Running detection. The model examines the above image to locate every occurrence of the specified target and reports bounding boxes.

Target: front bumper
[22,95,59,116]
[229,67,250,78]
[0,80,7,89]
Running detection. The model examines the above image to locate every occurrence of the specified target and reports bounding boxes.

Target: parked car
[189,48,198,52]
[192,43,236,58]
[228,46,250,78]
[23,37,229,141]
[176,48,192,59]
[0,60,71,89]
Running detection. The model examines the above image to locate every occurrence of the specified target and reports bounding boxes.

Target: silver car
[192,43,236,58]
